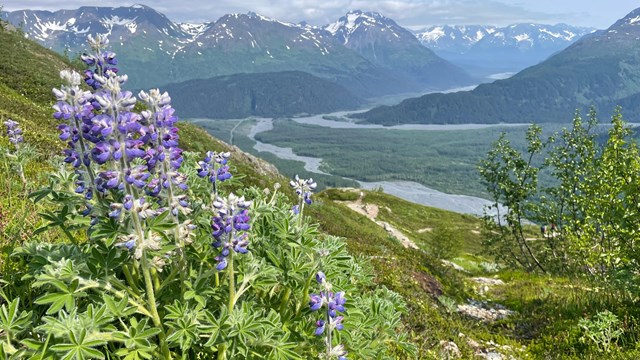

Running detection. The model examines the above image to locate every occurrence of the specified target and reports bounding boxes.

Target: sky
[3,1,639,30]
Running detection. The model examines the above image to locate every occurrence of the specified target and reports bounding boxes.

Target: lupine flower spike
[211,193,251,271]
[4,119,24,146]
[290,175,317,224]
[310,271,348,359]
[3,119,27,189]
[197,150,232,199]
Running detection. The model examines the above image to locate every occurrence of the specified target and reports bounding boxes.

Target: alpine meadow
[3,2,640,360]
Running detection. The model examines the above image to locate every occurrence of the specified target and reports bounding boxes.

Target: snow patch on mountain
[419,26,446,42]
[629,15,640,25]
[416,24,594,53]
[178,22,208,37]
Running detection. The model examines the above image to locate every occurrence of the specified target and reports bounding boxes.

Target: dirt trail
[341,190,419,249]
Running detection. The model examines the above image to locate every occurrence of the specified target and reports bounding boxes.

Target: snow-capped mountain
[1,5,472,96]
[416,24,595,77]
[323,10,471,89]
[2,4,191,51]
[325,10,412,46]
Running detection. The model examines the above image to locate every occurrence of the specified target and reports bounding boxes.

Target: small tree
[428,226,462,260]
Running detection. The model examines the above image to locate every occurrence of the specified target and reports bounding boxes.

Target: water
[247,118,330,175]
[358,180,504,216]
[291,114,528,130]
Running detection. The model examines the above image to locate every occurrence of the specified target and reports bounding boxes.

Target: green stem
[159,151,185,296]
[141,252,172,359]
[121,264,142,298]
[279,287,292,316]
[297,272,315,317]
[326,306,332,358]
[227,251,236,312]
[156,266,180,296]
[40,332,52,359]
[298,198,305,228]
[217,344,227,360]
[18,162,26,194]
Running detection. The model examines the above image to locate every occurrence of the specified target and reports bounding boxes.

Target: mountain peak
[218,12,297,28]
[324,9,408,45]
[611,7,640,28]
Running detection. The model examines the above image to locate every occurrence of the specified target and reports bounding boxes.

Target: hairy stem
[141,251,172,359]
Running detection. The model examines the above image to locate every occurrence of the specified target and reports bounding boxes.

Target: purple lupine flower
[197,151,232,185]
[309,293,324,311]
[63,148,82,168]
[96,170,121,192]
[82,34,118,90]
[4,119,24,145]
[316,271,326,284]
[109,203,123,218]
[328,292,346,317]
[125,166,150,188]
[210,193,251,270]
[333,316,344,331]
[52,102,74,120]
[314,319,325,336]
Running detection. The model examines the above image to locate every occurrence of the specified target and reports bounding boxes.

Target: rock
[479,352,503,360]
[457,300,515,322]
[442,260,468,272]
[438,340,461,359]
[472,277,505,286]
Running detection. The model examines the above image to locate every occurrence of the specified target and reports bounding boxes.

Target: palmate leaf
[113,318,159,360]
[86,243,128,277]
[164,301,202,350]
[34,278,85,315]
[87,217,123,247]
[227,303,262,345]
[0,298,32,340]
[50,328,106,360]
[267,343,304,360]
[202,308,230,347]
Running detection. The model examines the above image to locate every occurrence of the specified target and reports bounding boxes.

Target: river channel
[239,110,516,217]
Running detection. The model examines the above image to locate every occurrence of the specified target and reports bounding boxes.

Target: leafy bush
[427,226,462,260]
[578,310,623,353]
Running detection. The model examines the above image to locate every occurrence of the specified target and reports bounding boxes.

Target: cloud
[0,0,584,28]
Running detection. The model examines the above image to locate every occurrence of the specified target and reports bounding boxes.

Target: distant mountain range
[354,7,640,124]
[0,5,473,99]
[416,24,595,77]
